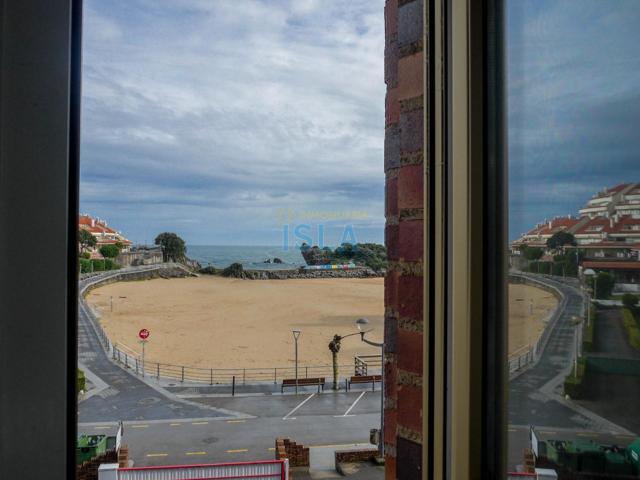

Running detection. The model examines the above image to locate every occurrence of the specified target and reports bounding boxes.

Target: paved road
[78,268,236,423]
[508,275,611,432]
[575,308,640,433]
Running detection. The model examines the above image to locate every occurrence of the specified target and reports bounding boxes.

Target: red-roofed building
[79,214,132,258]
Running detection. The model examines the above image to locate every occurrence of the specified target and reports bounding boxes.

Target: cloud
[508,0,640,240]
[80,0,385,245]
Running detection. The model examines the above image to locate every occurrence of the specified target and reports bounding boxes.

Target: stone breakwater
[81,265,196,295]
[200,266,383,280]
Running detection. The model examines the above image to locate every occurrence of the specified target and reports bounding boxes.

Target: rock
[263,259,271,263]
[273,257,283,264]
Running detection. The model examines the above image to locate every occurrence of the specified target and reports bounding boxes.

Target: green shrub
[99,244,120,258]
[80,251,91,259]
[622,308,640,351]
[91,259,105,272]
[79,258,91,273]
[564,357,587,399]
[104,259,120,270]
[77,368,86,394]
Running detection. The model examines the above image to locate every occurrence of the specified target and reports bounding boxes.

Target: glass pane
[507,1,640,477]
[77,1,386,476]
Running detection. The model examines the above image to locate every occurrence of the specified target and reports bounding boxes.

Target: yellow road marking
[268,447,276,451]
[227,449,248,453]
[226,420,246,424]
[309,443,363,449]
[577,433,598,438]
[131,425,149,428]
[146,453,168,457]
[191,422,209,425]
[94,426,111,430]
[170,423,181,426]
[186,451,207,456]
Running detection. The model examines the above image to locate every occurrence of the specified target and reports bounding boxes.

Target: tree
[546,231,577,250]
[522,246,544,261]
[99,244,120,258]
[78,229,97,252]
[588,272,615,299]
[154,232,186,262]
[622,293,639,310]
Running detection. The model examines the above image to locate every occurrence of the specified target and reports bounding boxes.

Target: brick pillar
[384,0,424,479]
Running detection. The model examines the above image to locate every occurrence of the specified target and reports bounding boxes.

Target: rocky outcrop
[300,244,332,265]
[225,267,381,280]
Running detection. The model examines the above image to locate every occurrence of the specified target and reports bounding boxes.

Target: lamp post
[356,317,384,458]
[292,330,301,395]
[571,315,583,380]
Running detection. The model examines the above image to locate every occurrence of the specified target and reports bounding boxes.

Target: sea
[187,245,307,270]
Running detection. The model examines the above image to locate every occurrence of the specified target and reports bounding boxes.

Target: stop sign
[138,328,150,340]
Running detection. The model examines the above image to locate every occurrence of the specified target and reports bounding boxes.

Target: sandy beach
[508,283,558,357]
[87,276,385,369]
[86,277,556,369]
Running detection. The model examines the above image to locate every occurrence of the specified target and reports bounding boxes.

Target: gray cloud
[80,0,385,245]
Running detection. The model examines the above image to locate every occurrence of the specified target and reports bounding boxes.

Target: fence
[507,273,569,377]
[355,354,382,376]
[115,460,288,480]
[111,344,381,385]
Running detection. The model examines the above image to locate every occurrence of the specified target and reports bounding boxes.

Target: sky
[80,0,386,246]
[80,1,640,246]
[508,0,640,240]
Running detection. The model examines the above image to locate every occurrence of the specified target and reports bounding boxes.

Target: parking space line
[94,426,111,430]
[539,431,557,435]
[170,423,181,427]
[616,435,636,440]
[268,448,276,452]
[577,433,599,438]
[186,451,207,456]
[335,391,366,418]
[146,453,168,457]
[131,424,149,428]
[283,393,315,420]
[227,449,248,453]
[226,420,246,424]
[191,422,209,425]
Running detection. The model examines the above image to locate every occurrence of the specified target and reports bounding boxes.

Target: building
[79,214,132,258]
[512,183,640,259]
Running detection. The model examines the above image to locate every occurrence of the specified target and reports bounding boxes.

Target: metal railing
[507,273,569,376]
[111,344,381,385]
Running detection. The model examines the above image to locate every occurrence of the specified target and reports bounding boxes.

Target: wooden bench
[281,377,325,393]
[347,375,382,391]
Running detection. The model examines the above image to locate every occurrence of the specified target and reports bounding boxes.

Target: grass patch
[622,308,640,351]
[564,357,587,399]
[77,368,86,394]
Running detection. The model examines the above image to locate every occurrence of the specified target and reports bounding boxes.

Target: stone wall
[384,0,424,478]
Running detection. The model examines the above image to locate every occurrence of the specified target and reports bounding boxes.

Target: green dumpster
[76,434,108,465]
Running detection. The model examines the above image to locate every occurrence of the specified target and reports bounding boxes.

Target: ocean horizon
[187,245,307,270]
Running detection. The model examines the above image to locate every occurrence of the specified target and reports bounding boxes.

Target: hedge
[77,368,86,394]
[79,258,91,273]
[622,308,640,351]
[564,357,587,399]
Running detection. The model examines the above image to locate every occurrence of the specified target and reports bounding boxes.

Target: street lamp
[292,330,301,395]
[356,318,385,458]
[571,315,583,380]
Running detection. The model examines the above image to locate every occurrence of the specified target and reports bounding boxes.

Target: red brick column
[384,0,424,478]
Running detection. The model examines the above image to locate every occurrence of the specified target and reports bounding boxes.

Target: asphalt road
[78,269,638,474]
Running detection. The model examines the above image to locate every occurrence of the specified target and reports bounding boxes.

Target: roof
[523,217,581,237]
[79,214,132,244]
[582,261,640,270]
[592,183,632,199]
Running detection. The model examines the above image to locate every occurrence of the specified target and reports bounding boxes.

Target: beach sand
[86,277,556,369]
[508,283,558,358]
